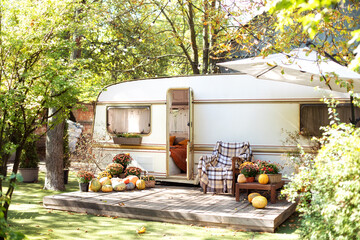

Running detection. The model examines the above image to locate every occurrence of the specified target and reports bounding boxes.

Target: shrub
[282,123,360,240]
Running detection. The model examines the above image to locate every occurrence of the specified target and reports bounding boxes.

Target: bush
[282,123,360,239]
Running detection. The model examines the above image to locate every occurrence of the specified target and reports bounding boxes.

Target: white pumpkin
[237,174,247,183]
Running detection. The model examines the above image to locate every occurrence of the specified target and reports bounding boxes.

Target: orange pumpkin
[248,193,261,203]
[128,175,139,185]
[252,196,267,209]
[258,174,269,184]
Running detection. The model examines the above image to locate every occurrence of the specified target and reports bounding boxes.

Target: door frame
[166,87,194,180]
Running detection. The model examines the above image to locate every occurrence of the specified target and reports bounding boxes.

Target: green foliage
[267,0,360,71]
[282,123,360,239]
[0,174,25,240]
[19,140,39,169]
[115,133,142,138]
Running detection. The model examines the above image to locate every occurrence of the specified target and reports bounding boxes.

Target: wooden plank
[43,185,296,233]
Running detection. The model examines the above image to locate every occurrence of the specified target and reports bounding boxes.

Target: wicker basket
[267,174,282,183]
[256,173,282,183]
[145,180,155,188]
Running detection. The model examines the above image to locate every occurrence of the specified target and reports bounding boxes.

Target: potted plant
[141,174,156,188]
[19,140,40,183]
[113,133,142,145]
[105,163,124,178]
[239,162,259,183]
[255,160,283,183]
[125,167,142,178]
[76,170,94,192]
[113,153,133,169]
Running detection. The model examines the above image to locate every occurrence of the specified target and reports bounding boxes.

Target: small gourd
[126,182,135,190]
[258,174,269,184]
[102,184,113,192]
[136,179,146,190]
[237,174,247,183]
[252,196,268,209]
[248,192,261,203]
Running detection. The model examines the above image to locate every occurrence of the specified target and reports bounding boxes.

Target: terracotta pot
[246,177,255,183]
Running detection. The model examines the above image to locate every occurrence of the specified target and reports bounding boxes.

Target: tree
[268,0,360,71]
[0,0,92,219]
[78,0,255,79]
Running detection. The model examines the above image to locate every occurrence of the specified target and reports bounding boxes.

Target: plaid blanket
[198,141,253,193]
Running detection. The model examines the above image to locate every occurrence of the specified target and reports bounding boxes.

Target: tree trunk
[44,108,65,191]
[202,0,210,74]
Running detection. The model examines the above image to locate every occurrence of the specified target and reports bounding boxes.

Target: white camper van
[92,74,350,184]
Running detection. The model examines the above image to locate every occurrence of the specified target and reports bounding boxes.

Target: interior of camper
[167,88,193,179]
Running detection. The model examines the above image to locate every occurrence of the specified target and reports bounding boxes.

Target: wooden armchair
[198,141,253,195]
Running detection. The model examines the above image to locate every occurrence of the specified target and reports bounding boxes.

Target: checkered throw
[198,141,253,193]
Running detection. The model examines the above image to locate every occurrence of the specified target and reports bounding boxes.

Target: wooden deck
[43,185,296,233]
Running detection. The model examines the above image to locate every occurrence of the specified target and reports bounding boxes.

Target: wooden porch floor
[43,185,296,233]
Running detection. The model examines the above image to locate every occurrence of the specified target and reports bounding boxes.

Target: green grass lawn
[6,172,300,240]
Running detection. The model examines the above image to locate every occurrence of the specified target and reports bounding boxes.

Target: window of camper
[300,103,360,136]
[107,106,151,134]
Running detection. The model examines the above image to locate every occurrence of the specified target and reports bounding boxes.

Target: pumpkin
[248,192,261,203]
[136,179,146,190]
[128,175,139,185]
[113,182,126,191]
[123,178,130,184]
[237,174,247,183]
[99,177,111,186]
[126,182,135,190]
[102,184,113,192]
[252,196,268,209]
[111,178,122,188]
[89,179,102,192]
[258,174,269,184]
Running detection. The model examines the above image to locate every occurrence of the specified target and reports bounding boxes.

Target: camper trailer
[92,74,350,184]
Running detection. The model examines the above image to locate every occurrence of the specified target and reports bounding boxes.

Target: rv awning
[218,48,360,93]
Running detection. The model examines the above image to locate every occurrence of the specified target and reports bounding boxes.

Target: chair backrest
[212,141,253,167]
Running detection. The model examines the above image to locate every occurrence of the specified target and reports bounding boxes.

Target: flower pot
[64,169,69,184]
[19,168,39,183]
[246,177,255,183]
[79,182,89,192]
[113,137,142,145]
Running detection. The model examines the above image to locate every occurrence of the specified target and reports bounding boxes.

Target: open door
[166,88,194,180]
[187,88,194,180]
